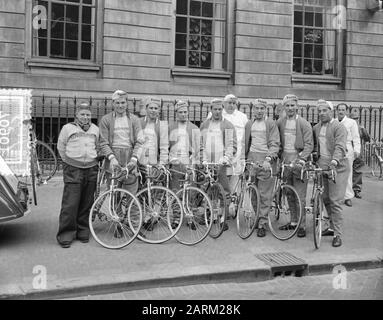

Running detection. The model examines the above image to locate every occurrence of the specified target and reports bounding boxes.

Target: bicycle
[167,164,213,245]
[303,159,335,249]
[369,139,383,179]
[89,165,143,249]
[20,119,57,206]
[268,161,303,241]
[198,163,228,239]
[227,160,260,239]
[135,164,183,244]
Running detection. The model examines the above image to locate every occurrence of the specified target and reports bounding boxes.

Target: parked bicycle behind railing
[21,118,58,206]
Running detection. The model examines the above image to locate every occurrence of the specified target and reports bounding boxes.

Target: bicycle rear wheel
[237,184,259,239]
[206,182,227,239]
[35,141,57,184]
[268,184,302,240]
[371,154,383,179]
[313,190,324,249]
[30,148,38,206]
[136,186,183,244]
[89,188,143,249]
[175,186,213,245]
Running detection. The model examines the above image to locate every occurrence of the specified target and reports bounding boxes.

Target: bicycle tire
[206,182,227,239]
[268,184,302,241]
[94,169,107,201]
[30,148,37,206]
[371,154,383,179]
[136,185,183,244]
[174,186,213,245]
[313,190,324,249]
[89,188,143,249]
[35,141,57,184]
[236,184,260,239]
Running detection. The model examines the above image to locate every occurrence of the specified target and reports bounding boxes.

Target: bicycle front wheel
[89,188,143,249]
[206,182,227,239]
[94,169,108,201]
[313,190,324,249]
[175,186,213,245]
[35,141,57,184]
[237,184,260,239]
[136,186,183,244]
[268,184,302,240]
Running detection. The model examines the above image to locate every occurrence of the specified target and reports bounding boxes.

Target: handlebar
[303,165,336,183]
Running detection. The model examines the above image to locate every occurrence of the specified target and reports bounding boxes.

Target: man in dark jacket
[99,90,144,194]
[313,100,349,248]
[277,94,313,238]
[244,99,280,237]
[350,108,370,199]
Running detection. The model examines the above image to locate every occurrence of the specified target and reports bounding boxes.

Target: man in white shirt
[336,103,360,207]
[221,94,248,204]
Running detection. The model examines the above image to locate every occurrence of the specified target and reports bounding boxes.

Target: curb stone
[1,257,383,300]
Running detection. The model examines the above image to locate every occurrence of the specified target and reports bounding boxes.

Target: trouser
[57,164,98,244]
[344,153,355,200]
[319,159,350,237]
[247,151,275,228]
[217,165,231,195]
[352,156,365,194]
[229,175,241,195]
[254,172,275,228]
[169,163,186,192]
[285,169,308,228]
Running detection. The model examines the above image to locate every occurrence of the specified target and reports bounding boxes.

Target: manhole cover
[255,252,308,277]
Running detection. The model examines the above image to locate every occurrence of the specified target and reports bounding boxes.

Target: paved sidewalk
[71,268,383,300]
[0,176,382,299]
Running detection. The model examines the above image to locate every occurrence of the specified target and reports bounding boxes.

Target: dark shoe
[297,228,306,238]
[344,199,352,207]
[77,233,89,243]
[322,228,334,237]
[332,235,342,247]
[354,192,362,199]
[222,222,229,232]
[257,226,266,237]
[278,223,297,231]
[188,221,196,230]
[59,241,71,248]
[114,226,123,238]
[143,219,155,231]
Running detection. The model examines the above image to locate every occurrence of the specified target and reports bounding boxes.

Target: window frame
[25,0,103,71]
[171,0,234,80]
[291,0,346,84]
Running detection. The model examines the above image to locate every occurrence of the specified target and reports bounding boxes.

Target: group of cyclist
[56,90,355,249]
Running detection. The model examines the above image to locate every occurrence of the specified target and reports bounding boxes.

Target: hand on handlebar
[110,157,119,170]
[262,160,271,171]
[169,157,181,165]
[218,156,230,166]
[127,158,137,172]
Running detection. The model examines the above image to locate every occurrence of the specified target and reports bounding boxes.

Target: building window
[32,0,96,61]
[293,0,344,76]
[175,0,227,70]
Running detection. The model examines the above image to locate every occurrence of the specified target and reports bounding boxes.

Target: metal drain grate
[255,252,308,277]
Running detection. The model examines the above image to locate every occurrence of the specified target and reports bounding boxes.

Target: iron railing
[32,95,383,169]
